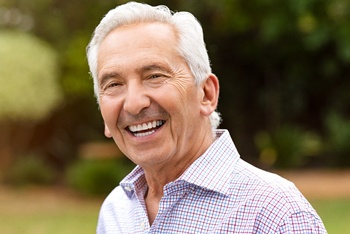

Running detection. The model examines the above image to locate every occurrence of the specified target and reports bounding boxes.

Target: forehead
[99,22,178,54]
[97,22,181,77]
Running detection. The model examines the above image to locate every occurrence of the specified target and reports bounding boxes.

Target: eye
[105,81,123,89]
[101,82,122,93]
[149,74,162,79]
[107,82,120,88]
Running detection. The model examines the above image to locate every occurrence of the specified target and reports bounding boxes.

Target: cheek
[159,85,201,123]
[99,98,120,124]
[163,79,198,104]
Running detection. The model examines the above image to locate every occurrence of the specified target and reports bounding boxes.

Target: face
[97,22,215,169]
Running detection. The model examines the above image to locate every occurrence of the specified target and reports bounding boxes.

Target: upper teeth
[128,120,163,133]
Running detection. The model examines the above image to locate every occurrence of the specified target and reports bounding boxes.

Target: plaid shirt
[97,129,327,233]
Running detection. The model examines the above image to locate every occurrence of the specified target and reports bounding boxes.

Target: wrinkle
[118,102,169,128]
[165,64,196,95]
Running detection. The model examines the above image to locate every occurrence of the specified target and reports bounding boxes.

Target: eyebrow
[99,71,122,87]
[136,62,173,75]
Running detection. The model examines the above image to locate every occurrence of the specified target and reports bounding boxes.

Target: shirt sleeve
[278,211,328,234]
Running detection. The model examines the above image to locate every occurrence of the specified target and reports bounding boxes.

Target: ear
[200,73,219,117]
[104,123,112,138]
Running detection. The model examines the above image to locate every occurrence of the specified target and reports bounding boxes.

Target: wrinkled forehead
[96,22,189,79]
[98,22,181,63]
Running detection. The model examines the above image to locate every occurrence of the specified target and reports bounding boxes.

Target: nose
[123,80,151,115]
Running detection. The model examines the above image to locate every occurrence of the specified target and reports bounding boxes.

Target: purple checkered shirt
[97,129,327,233]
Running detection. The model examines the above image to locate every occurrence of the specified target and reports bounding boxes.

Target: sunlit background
[0,0,349,233]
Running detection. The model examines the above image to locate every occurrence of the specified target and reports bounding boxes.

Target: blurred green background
[0,0,350,233]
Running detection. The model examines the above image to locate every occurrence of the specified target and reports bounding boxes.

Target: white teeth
[128,120,164,136]
[134,130,156,137]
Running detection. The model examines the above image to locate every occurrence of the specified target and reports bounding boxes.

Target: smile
[128,120,165,137]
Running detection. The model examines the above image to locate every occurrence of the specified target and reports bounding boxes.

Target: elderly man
[86,2,327,233]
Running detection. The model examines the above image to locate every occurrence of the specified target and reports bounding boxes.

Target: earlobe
[104,123,112,138]
[200,74,219,117]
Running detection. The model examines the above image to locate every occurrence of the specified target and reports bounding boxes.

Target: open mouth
[127,120,165,137]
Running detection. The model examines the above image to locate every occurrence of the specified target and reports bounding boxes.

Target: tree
[0,30,62,174]
[1,0,349,169]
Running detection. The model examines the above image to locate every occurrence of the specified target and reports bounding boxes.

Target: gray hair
[86,2,221,130]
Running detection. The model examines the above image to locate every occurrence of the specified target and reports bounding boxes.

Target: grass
[0,186,102,234]
[311,199,350,233]
[0,211,98,234]
[0,186,349,233]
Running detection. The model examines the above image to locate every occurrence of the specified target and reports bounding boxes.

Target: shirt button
[140,222,146,229]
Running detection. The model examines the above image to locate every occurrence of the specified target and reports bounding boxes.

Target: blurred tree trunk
[0,123,13,176]
[0,122,36,176]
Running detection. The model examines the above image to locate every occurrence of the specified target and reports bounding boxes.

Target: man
[87,2,327,233]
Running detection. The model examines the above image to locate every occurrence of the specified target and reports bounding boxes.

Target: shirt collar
[120,166,146,198]
[120,129,240,197]
[178,129,240,195]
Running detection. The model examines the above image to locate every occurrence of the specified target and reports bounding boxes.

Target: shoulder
[228,159,326,232]
[97,186,136,233]
[99,185,129,213]
[96,186,123,233]
[232,159,311,211]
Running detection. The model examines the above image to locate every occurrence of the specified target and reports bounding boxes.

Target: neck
[142,125,215,224]
[143,151,205,225]
[144,130,215,196]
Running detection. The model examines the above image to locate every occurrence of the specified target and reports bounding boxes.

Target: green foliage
[255,126,322,168]
[66,158,135,196]
[1,0,350,168]
[0,30,62,122]
[325,113,350,167]
[6,155,57,185]
[61,33,94,97]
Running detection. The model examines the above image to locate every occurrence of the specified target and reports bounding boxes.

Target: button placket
[151,182,190,231]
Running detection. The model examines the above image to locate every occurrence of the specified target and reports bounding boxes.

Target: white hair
[86,1,221,130]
